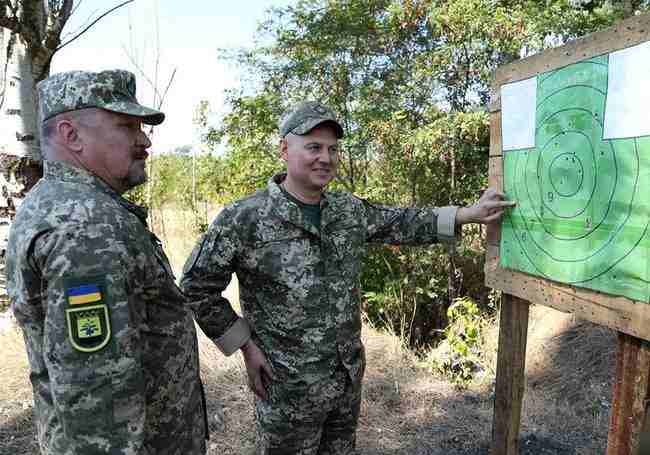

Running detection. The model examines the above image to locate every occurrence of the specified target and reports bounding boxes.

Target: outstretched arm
[455,188,516,226]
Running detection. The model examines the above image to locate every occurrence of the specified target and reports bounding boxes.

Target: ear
[57,120,84,153]
[279,137,289,162]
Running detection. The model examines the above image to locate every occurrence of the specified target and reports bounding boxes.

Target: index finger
[480,188,507,199]
[484,200,516,210]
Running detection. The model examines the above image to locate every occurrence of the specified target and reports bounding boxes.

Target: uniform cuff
[213,318,251,356]
[436,206,459,243]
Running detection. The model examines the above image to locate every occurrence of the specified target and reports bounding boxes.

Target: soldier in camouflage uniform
[180,101,514,454]
[6,70,207,454]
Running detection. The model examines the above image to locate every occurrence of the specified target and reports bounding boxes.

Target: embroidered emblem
[64,280,111,353]
[66,304,111,353]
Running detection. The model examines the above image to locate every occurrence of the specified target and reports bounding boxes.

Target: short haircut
[40,109,94,149]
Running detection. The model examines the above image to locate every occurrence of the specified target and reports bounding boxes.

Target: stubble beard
[122,160,148,191]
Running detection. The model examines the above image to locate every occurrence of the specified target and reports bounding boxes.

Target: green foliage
[148,0,647,347]
[200,94,285,203]
[422,296,486,386]
[362,245,449,347]
[125,152,225,232]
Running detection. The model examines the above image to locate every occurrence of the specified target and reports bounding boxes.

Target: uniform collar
[267,173,323,236]
[44,160,149,224]
[267,173,356,234]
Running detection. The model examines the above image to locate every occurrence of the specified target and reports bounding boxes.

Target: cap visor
[103,102,165,126]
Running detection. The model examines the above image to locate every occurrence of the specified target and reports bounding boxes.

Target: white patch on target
[501,76,537,151]
[604,41,650,140]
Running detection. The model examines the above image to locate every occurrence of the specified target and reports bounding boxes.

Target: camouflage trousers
[254,364,362,455]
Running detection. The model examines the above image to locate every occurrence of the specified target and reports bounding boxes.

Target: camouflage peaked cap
[37,70,164,125]
[279,101,344,138]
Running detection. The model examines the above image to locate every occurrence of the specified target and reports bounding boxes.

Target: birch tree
[0,0,132,191]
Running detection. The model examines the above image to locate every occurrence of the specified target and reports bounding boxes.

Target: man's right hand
[240,339,274,400]
[456,187,516,225]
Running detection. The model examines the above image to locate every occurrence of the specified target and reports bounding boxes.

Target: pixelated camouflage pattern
[181,173,456,454]
[6,160,206,454]
[37,70,165,125]
[255,365,361,454]
[279,101,344,138]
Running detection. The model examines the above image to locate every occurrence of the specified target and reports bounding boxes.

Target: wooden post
[606,334,650,455]
[490,293,530,455]
[639,400,650,454]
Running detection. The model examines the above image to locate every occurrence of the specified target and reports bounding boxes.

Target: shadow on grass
[356,375,601,455]
[0,407,37,455]
[355,319,614,454]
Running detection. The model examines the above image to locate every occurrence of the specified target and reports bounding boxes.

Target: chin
[127,173,147,190]
[313,173,334,185]
[312,179,331,190]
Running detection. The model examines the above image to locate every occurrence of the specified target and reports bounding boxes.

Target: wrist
[240,338,253,354]
[455,206,470,226]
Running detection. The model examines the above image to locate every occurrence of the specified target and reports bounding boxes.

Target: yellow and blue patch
[64,280,111,353]
[67,284,103,305]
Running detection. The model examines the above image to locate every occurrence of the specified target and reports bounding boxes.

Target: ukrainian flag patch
[64,279,111,353]
[67,284,102,305]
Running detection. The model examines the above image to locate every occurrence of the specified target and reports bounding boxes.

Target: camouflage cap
[279,101,344,138]
[37,69,164,125]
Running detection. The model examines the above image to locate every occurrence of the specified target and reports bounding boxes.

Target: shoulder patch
[64,279,111,353]
[67,284,103,305]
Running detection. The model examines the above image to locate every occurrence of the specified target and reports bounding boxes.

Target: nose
[139,129,152,149]
[317,149,332,164]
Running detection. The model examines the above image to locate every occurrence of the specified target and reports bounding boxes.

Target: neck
[282,177,322,204]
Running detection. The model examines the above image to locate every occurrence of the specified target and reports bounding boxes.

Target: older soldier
[181,101,514,454]
[6,70,207,454]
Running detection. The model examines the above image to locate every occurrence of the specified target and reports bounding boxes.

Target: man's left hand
[455,188,516,225]
[240,339,274,400]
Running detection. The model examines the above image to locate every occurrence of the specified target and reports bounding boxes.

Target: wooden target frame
[486,14,650,455]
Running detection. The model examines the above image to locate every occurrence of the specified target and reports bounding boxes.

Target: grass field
[0,206,616,454]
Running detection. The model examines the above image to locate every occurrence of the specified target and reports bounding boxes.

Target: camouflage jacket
[181,174,458,387]
[6,161,206,455]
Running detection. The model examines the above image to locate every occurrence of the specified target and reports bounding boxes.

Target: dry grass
[0,207,616,454]
[0,317,38,454]
[148,203,222,276]
[0,302,615,455]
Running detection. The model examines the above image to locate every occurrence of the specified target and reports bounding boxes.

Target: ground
[0,205,617,454]
[0,304,615,454]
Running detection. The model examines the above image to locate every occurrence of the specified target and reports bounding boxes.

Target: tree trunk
[9,37,41,160]
[0,28,33,215]
[1,1,78,192]
[1,8,46,194]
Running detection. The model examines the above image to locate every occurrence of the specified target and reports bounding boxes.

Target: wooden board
[486,245,650,342]
[486,13,650,341]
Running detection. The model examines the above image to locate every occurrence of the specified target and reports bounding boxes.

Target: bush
[361,235,490,349]
[421,296,487,386]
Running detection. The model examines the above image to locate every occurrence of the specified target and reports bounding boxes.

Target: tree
[0,0,133,192]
